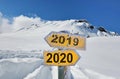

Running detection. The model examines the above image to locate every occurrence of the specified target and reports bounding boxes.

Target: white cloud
[13,15,42,31]
[1,18,12,33]
[0,12,2,24]
[0,12,42,33]
[0,12,3,33]
[0,12,3,23]
[0,13,12,33]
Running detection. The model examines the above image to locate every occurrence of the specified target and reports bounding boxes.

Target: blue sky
[0,0,120,33]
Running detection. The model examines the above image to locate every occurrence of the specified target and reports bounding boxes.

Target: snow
[0,19,120,79]
[0,58,42,79]
[0,58,58,79]
[24,65,52,79]
[77,36,120,78]
[70,65,117,79]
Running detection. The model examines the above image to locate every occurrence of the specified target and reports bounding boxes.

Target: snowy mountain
[0,19,120,79]
[17,19,119,37]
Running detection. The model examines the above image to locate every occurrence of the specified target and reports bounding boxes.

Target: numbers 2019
[51,35,79,46]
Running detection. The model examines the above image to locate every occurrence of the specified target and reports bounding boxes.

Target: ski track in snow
[0,51,58,79]
[24,65,52,79]
[0,55,118,79]
[0,58,43,79]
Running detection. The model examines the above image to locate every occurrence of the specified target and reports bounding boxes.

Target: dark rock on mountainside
[98,27,107,32]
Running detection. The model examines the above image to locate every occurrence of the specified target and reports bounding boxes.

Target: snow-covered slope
[75,36,120,79]
[16,19,119,37]
[0,19,120,79]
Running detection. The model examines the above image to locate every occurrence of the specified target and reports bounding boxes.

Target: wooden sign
[45,32,85,49]
[44,50,80,66]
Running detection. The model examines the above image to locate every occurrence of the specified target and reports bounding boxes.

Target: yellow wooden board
[44,50,80,66]
[45,32,86,50]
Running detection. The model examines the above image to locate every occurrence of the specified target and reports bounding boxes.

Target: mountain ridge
[16,19,119,37]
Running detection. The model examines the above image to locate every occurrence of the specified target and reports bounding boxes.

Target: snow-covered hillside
[16,19,119,37]
[0,19,120,79]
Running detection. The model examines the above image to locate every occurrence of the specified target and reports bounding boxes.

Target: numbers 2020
[46,53,73,63]
[51,35,79,46]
